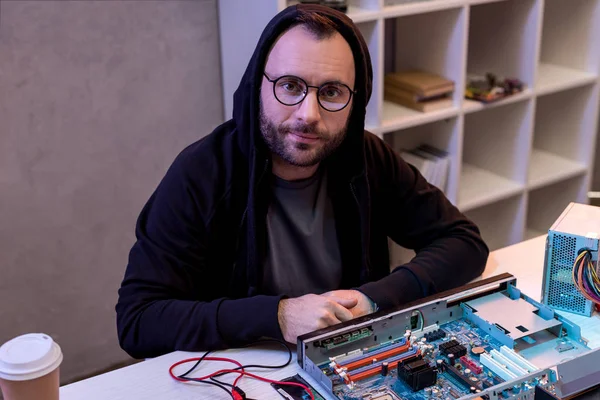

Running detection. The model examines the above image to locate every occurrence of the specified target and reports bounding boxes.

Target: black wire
[238,338,292,369]
[177,338,293,395]
[178,349,215,379]
[180,377,234,400]
[208,338,293,381]
[210,376,234,388]
[177,349,231,396]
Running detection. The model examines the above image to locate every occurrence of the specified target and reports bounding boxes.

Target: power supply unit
[542,202,600,317]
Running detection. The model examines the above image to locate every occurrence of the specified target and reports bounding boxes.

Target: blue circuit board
[328,319,508,400]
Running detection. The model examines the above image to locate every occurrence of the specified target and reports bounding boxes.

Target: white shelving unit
[465,194,527,252]
[526,175,589,239]
[460,101,532,211]
[218,0,600,252]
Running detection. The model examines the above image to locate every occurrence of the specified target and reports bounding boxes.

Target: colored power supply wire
[572,250,600,305]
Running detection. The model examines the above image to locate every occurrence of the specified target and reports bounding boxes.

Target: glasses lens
[319,83,351,111]
[274,76,307,105]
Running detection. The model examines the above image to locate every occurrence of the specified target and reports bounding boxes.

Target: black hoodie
[116,4,489,359]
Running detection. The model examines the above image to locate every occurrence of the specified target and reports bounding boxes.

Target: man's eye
[279,81,303,93]
[321,85,342,98]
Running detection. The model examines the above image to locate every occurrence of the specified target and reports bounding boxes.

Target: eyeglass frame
[263,72,357,112]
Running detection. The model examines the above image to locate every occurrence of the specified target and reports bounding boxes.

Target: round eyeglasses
[263,72,356,112]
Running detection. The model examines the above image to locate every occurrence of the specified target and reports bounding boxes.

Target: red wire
[169,357,244,381]
[169,357,315,400]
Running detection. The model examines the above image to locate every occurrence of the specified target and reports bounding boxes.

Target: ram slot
[335,338,407,368]
[489,350,528,376]
[364,337,407,354]
[339,342,410,371]
[346,346,419,378]
[347,347,420,382]
[499,346,538,373]
[481,353,518,381]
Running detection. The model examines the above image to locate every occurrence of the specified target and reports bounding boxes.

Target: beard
[259,104,348,168]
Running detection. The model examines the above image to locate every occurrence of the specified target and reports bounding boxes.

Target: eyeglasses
[263,72,356,112]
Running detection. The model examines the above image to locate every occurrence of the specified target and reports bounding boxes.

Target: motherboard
[321,320,561,400]
[298,274,600,400]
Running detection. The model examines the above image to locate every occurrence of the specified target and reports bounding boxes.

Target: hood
[232,3,373,178]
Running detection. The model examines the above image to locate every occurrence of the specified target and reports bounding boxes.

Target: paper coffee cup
[0,333,63,400]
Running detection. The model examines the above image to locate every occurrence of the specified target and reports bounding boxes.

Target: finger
[328,295,358,309]
[319,314,341,328]
[330,302,354,322]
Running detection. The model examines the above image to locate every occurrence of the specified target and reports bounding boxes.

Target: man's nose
[295,89,321,124]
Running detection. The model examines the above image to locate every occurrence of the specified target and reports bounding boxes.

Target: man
[116,4,489,359]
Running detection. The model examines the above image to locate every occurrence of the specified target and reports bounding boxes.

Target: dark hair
[293,10,338,40]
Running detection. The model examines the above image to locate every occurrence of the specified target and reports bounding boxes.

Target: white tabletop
[60,235,600,400]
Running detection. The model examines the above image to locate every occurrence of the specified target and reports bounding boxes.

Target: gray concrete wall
[0,0,223,384]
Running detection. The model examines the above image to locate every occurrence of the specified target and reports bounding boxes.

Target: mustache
[280,123,323,136]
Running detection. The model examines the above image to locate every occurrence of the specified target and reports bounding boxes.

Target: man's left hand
[321,290,375,318]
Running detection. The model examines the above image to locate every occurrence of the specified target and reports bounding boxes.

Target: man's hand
[278,294,358,344]
[321,290,375,318]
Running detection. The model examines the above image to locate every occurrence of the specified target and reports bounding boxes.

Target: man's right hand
[277,294,358,344]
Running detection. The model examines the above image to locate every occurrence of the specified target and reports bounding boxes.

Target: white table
[60,236,600,400]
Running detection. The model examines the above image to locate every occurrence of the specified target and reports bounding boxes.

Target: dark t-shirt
[262,169,342,297]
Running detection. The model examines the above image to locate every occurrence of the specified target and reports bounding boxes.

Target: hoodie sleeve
[358,136,489,310]
[115,152,284,359]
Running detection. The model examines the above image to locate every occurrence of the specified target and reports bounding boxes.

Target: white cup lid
[0,333,63,381]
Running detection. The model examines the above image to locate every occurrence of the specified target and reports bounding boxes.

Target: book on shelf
[385,70,455,98]
[400,144,450,193]
[384,70,454,112]
[385,89,453,112]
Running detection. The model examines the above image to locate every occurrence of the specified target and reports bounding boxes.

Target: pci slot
[488,350,528,376]
[481,353,518,381]
[338,341,410,371]
[499,346,538,373]
[347,347,421,382]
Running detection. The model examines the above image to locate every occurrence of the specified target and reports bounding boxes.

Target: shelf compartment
[285,1,380,22]
[382,7,466,130]
[382,0,464,18]
[381,101,460,133]
[533,85,598,168]
[540,0,600,75]
[467,0,539,90]
[462,89,532,114]
[384,117,460,202]
[358,20,384,129]
[462,100,533,193]
[527,175,588,236]
[458,164,525,212]
[347,6,381,23]
[528,149,587,190]
[468,0,513,4]
[464,193,526,251]
[536,64,598,97]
